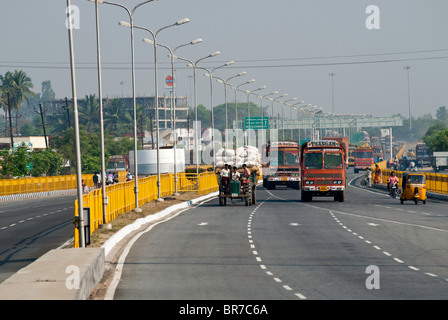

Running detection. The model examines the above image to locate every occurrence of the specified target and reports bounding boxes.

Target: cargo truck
[300,140,347,202]
[262,141,301,190]
[354,146,374,173]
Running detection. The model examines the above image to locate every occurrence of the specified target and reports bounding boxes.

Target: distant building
[0,136,48,150]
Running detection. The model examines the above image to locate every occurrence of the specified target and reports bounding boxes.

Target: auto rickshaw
[400,173,427,205]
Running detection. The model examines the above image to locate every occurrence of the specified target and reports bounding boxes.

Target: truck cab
[262,141,301,190]
[300,140,347,202]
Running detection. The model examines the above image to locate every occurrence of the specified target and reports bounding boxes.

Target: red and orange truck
[300,140,347,202]
[353,146,374,173]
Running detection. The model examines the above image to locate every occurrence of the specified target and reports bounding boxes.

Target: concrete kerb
[0,190,219,300]
[0,247,104,300]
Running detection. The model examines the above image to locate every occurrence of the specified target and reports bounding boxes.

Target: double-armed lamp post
[120,18,190,201]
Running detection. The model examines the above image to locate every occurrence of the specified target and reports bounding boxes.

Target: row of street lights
[68,0,324,247]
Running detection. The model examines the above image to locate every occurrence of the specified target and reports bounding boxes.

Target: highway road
[0,195,75,283]
[112,172,448,300]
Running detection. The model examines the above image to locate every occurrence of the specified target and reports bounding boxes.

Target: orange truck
[354,146,374,173]
[300,140,347,202]
[323,137,349,164]
[262,141,301,190]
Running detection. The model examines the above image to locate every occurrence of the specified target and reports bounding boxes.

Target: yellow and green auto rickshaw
[400,173,427,205]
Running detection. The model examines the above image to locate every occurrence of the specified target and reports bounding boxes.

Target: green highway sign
[244,117,269,130]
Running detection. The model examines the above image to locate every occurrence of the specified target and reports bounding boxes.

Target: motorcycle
[390,182,399,198]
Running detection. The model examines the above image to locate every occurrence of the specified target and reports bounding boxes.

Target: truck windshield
[366,151,373,158]
[304,153,323,169]
[285,150,300,165]
[324,153,343,169]
[355,151,365,158]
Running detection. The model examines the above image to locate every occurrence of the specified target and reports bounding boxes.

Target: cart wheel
[423,200,426,204]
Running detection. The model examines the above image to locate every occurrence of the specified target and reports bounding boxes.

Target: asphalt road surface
[0,195,75,283]
[112,172,448,300]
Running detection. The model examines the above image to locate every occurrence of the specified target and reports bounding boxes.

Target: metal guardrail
[73,171,219,248]
[378,169,448,194]
[0,172,128,196]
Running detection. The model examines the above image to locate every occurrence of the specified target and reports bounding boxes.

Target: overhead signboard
[244,117,269,130]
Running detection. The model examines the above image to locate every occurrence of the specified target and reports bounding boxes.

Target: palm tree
[103,98,132,134]
[0,70,35,134]
[79,94,99,133]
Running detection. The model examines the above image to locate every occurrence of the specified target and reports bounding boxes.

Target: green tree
[189,104,210,129]
[79,94,99,133]
[436,106,447,121]
[424,129,448,151]
[29,150,64,177]
[0,70,36,134]
[41,80,55,101]
[103,98,132,134]
[0,144,29,178]
[423,121,448,151]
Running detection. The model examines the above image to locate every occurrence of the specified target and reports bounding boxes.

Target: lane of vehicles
[214,136,428,206]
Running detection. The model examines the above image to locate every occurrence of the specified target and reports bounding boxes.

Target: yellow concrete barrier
[73,171,219,248]
[379,169,448,195]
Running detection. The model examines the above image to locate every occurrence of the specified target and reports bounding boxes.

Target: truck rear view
[300,140,347,202]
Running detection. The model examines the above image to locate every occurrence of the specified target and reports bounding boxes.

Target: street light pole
[245,86,266,146]
[174,52,221,174]
[92,0,155,212]
[329,72,335,113]
[404,66,412,133]
[200,61,234,171]
[128,18,190,202]
[146,38,202,196]
[67,0,84,247]
[258,91,277,146]
[281,97,297,139]
[88,0,108,225]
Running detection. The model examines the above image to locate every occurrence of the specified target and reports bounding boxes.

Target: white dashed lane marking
[0,207,70,231]
[247,197,307,300]
[328,210,448,284]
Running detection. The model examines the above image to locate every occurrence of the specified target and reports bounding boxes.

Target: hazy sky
[1,0,447,119]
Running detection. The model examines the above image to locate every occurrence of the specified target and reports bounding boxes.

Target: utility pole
[7,92,14,149]
[149,113,154,149]
[65,97,71,128]
[139,112,144,149]
[37,103,49,150]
